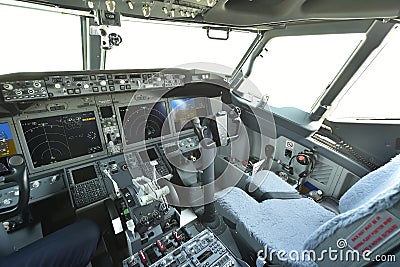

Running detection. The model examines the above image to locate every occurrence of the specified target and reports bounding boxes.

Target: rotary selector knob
[33,81,41,88]
[3,84,13,90]
[100,80,107,86]
[32,181,41,188]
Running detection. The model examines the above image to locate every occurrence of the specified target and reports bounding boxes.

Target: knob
[142,4,151,17]
[50,175,59,183]
[140,216,149,226]
[3,199,12,206]
[100,80,107,86]
[33,81,41,88]
[83,84,90,89]
[87,0,94,8]
[15,90,22,95]
[32,180,41,188]
[3,83,13,90]
[55,83,61,89]
[152,210,161,220]
[127,1,134,9]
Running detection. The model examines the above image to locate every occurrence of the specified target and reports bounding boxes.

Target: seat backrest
[304,154,400,251]
[339,154,400,213]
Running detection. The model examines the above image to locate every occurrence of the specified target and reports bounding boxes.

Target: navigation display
[119,102,170,145]
[20,111,103,168]
[0,122,17,174]
[170,98,208,131]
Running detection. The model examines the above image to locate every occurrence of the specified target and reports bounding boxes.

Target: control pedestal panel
[123,229,239,267]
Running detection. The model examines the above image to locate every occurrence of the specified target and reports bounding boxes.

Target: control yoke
[192,117,206,141]
[192,107,242,148]
[190,107,242,224]
[0,155,29,220]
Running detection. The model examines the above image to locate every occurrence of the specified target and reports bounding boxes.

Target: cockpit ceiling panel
[204,0,400,27]
[10,0,400,28]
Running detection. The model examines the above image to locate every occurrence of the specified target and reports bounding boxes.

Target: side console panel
[271,136,360,198]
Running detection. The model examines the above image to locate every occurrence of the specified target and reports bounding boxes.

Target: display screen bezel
[115,99,173,149]
[14,107,107,173]
[0,118,21,175]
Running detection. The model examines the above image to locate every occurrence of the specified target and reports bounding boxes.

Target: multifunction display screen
[20,111,103,168]
[170,98,208,131]
[119,102,170,145]
[0,122,17,174]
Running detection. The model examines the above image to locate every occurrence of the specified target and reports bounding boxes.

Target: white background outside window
[245,34,364,112]
[0,4,82,75]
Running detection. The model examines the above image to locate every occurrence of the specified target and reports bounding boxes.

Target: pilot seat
[216,154,400,266]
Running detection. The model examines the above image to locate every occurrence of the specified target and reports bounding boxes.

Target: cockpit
[0,1,400,266]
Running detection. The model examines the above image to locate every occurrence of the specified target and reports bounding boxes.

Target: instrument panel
[1,71,185,102]
[0,68,225,209]
[7,95,212,174]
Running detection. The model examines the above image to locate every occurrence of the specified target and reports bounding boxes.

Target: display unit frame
[14,107,107,174]
[0,118,23,175]
[115,98,174,150]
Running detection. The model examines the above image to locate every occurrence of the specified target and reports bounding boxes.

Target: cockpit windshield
[106,17,256,73]
[329,24,400,121]
[241,33,365,112]
[0,4,82,75]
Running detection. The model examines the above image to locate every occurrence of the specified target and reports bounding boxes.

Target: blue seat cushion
[216,187,335,260]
